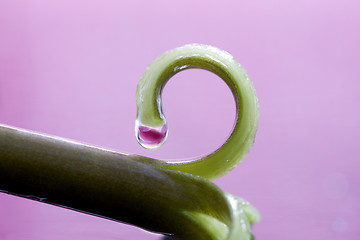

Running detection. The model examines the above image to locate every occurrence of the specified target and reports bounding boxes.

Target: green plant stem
[0,44,261,239]
[0,124,259,240]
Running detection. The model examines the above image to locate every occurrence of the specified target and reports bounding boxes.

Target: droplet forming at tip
[135,121,168,150]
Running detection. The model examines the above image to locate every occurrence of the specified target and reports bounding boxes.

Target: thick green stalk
[0,124,259,239]
[136,44,259,180]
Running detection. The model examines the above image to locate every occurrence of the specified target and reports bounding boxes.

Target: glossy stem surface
[0,124,258,239]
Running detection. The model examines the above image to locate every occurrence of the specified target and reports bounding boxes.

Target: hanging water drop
[135,120,168,149]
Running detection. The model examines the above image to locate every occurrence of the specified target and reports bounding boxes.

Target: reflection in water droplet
[135,121,168,149]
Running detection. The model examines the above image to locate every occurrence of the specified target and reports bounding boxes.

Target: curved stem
[135,44,259,180]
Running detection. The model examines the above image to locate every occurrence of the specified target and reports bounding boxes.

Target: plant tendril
[135,44,259,180]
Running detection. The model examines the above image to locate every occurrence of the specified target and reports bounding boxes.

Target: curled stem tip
[135,44,259,180]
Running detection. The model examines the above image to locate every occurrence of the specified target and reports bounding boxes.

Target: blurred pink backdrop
[0,0,359,239]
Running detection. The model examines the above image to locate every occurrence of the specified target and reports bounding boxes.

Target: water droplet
[135,121,168,149]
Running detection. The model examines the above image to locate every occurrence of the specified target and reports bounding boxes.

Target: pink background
[0,0,359,239]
